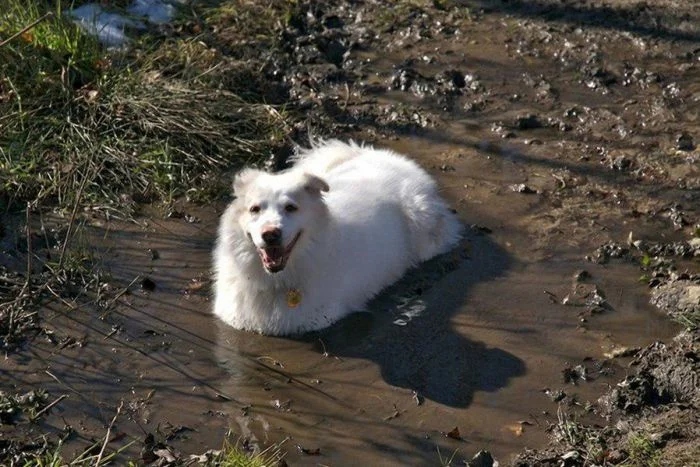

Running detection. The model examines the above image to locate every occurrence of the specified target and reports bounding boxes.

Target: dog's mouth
[258,231,302,273]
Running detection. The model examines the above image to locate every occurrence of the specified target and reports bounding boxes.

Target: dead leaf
[153,448,178,463]
[505,422,526,436]
[446,426,461,440]
[603,346,640,359]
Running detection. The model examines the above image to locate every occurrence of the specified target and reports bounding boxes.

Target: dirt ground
[2,0,699,465]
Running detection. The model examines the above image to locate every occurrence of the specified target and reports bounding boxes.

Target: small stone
[515,114,543,130]
[141,277,156,292]
[148,248,160,260]
[574,270,591,282]
[468,450,496,467]
[677,132,695,151]
[510,183,537,194]
[611,156,631,171]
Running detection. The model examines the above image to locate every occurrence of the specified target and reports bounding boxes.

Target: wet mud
[2,201,680,465]
[3,0,700,464]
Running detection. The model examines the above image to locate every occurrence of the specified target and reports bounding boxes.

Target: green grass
[1,0,294,214]
[207,437,286,467]
[14,435,284,467]
[1,1,302,465]
[551,406,607,464]
[624,434,661,467]
[673,309,700,331]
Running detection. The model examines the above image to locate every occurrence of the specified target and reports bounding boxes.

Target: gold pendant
[286,288,302,308]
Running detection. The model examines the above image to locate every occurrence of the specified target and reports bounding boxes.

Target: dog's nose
[261,227,282,245]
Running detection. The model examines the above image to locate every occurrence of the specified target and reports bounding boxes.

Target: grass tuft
[624,434,661,467]
[673,309,700,331]
[209,436,286,467]
[551,406,606,464]
[1,1,299,464]
[1,0,294,213]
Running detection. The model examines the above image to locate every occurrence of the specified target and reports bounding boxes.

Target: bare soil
[2,0,699,465]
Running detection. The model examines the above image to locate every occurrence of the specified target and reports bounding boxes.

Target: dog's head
[232,168,329,274]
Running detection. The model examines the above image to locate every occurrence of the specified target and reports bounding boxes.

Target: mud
[3,0,700,464]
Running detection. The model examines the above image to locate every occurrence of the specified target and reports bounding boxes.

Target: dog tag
[287,289,302,308]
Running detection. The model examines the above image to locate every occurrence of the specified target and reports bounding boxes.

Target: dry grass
[1,1,295,214]
[0,1,303,463]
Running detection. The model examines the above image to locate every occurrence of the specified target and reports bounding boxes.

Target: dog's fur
[213,140,462,335]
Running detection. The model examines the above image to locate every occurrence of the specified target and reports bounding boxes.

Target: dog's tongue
[261,247,284,267]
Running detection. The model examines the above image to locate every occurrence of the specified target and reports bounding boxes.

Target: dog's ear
[302,173,330,195]
[233,168,262,195]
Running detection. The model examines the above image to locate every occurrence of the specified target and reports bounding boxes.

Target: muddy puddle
[2,140,679,464]
[3,0,700,464]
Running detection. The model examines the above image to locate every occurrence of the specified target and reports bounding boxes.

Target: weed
[0,389,49,424]
[673,308,700,331]
[552,406,606,463]
[196,434,286,466]
[436,444,460,467]
[0,268,41,351]
[624,434,661,467]
[1,0,294,213]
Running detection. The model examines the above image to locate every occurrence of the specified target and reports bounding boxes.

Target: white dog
[213,140,462,335]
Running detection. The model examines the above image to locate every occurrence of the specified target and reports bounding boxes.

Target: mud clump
[516,234,700,466]
[652,281,700,327]
[515,333,700,466]
[677,132,696,152]
[601,334,700,415]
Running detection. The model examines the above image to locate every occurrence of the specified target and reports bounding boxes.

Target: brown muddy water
[3,0,699,464]
[2,136,679,465]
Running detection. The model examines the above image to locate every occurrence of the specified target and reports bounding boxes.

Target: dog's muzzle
[257,230,302,273]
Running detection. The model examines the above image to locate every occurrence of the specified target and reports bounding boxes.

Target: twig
[256,355,284,368]
[0,12,54,48]
[57,164,92,271]
[95,400,123,466]
[22,203,32,295]
[317,338,342,360]
[31,394,68,421]
[103,327,119,340]
[45,370,82,396]
[318,338,329,357]
[46,283,78,310]
[99,275,141,319]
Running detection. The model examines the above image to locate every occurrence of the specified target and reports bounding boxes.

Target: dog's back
[308,141,462,261]
[292,139,363,174]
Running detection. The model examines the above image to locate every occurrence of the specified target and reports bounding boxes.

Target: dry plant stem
[99,275,141,319]
[45,370,82,396]
[95,400,124,466]
[46,283,78,310]
[0,11,54,48]
[22,204,32,294]
[30,394,68,421]
[57,165,93,271]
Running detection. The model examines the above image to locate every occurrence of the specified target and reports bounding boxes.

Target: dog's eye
[285,204,298,213]
[249,205,261,214]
